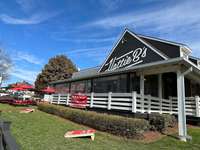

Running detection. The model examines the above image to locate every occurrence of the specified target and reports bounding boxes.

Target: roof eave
[50,57,185,84]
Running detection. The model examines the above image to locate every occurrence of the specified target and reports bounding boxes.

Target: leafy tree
[0,48,12,86]
[35,55,77,91]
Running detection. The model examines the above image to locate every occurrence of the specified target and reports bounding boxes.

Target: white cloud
[87,0,200,32]
[188,41,200,56]
[11,67,39,82]
[99,0,122,11]
[66,46,110,55]
[85,0,200,56]
[16,0,36,12]
[53,36,116,43]
[67,46,111,64]
[0,11,60,25]
[12,51,43,65]
[0,50,12,73]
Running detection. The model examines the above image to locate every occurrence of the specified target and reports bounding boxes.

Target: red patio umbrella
[41,87,55,94]
[10,87,24,91]
[20,84,34,90]
[11,83,34,91]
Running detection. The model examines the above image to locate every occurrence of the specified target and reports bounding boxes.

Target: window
[93,74,127,93]
[70,80,91,94]
[55,83,70,94]
[85,80,91,93]
[144,75,158,97]
[130,73,140,93]
[162,73,177,98]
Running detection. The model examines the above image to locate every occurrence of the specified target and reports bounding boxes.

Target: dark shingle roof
[72,66,99,79]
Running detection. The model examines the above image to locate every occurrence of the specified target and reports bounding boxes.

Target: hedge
[38,103,149,139]
[149,113,177,132]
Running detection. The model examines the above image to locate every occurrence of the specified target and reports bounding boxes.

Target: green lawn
[0,104,200,150]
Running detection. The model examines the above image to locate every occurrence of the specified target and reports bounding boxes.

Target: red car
[0,95,36,106]
[11,100,36,106]
[0,96,15,104]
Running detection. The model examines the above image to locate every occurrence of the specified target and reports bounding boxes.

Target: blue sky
[0,0,200,86]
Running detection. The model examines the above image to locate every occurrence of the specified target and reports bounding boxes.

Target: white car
[0,93,9,97]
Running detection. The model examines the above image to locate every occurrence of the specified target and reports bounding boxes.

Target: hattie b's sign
[105,47,147,72]
[99,30,165,72]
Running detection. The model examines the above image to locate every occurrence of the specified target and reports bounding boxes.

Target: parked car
[0,95,36,106]
[10,100,36,106]
[0,93,9,97]
[0,96,15,104]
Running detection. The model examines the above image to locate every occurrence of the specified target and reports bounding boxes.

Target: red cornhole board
[70,94,88,109]
[20,108,35,113]
[64,129,95,141]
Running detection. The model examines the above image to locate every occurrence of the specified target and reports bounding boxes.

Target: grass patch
[0,104,200,150]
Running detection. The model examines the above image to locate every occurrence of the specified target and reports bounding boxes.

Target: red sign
[70,94,88,108]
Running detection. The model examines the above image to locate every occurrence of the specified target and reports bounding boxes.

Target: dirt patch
[142,131,163,143]
[142,126,178,143]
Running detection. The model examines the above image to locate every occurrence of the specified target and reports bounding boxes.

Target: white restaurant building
[51,29,200,141]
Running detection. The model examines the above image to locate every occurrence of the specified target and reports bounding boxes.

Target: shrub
[149,113,177,132]
[38,103,149,139]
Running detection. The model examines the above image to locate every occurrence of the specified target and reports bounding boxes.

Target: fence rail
[49,92,200,117]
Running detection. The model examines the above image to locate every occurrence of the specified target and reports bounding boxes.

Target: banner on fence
[70,94,88,108]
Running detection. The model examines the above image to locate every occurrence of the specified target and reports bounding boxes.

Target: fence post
[50,94,53,104]
[147,95,151,114]
[159,98,162,114]
[57,94,60,105]
[169,96,173,114]
[195,96,200,117]
[108,92,112,110]
[66,93,70,106]
[131,91,137,113]
[90,92,94,108]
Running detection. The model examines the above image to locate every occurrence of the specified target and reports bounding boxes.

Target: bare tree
[0,48,12,87]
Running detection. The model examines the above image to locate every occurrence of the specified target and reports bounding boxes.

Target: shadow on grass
[161,131,200,149]
[161,132,179,140]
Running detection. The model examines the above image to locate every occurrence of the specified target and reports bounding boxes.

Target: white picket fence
[49,92,200,117]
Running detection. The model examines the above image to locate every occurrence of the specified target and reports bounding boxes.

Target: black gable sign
[99,30,167,72]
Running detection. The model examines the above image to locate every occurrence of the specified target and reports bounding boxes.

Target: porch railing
[50,92,200,117]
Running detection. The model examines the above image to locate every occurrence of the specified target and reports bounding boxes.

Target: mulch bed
[142,125,178,143]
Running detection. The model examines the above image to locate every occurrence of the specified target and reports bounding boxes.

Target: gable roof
[98,28,168,72]
[138,34,186,47]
